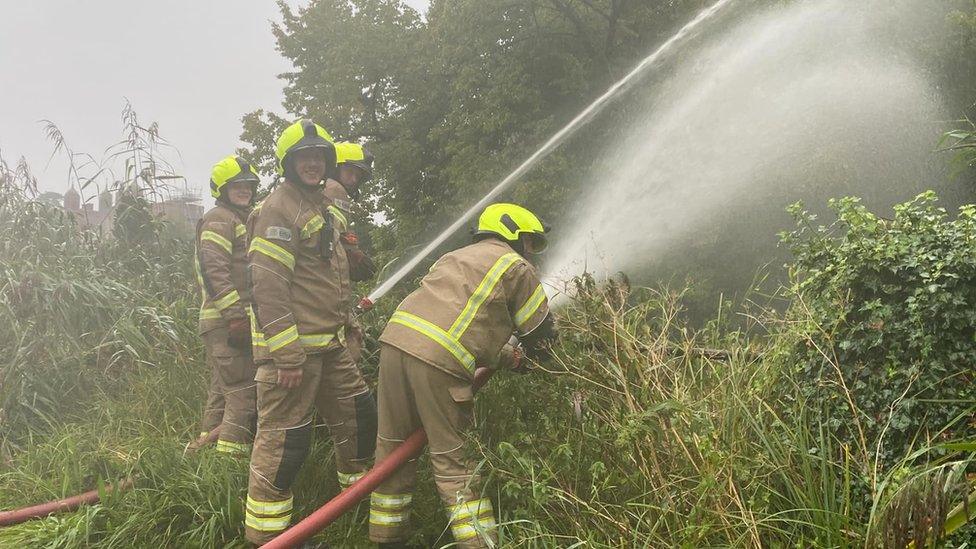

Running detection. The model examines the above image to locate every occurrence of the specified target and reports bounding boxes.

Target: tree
[241,0,710,262]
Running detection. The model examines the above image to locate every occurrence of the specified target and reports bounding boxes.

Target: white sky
[0,0,429,202]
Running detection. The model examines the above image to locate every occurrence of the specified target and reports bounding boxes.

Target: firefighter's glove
[227,317,251,349]
[510,345,530,373]
[347,248,377,281]
[340,231,360,246]
[496,342,528,372]
[340,231,377,281]
[345,323,365,363]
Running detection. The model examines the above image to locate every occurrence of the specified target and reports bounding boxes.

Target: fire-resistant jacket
[380,238,550,381]
[323,179,353,232]
[323,178,375,282]
[195,203,251,335]
[247,179,352,368]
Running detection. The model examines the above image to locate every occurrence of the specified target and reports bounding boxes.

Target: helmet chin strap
[510,237,526,256]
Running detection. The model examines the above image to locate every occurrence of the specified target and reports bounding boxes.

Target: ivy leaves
[782,191,976,471]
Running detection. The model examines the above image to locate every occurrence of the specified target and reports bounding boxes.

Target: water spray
[365,0,737,304]
[543,0,952,286]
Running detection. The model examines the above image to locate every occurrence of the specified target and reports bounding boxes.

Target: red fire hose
[0,478,134,527]
[261,366,494,549]
[0,427,221,529]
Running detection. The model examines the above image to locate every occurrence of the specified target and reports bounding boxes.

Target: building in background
[53,185,202,235]
[152,191,203,233]
[61,187,115,233]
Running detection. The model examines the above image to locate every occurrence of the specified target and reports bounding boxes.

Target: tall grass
[0,160,194,457]
[472,278,974,548]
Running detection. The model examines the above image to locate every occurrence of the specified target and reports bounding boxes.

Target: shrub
[779,191,976,476]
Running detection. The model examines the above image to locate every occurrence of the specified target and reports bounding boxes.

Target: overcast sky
[0,0,429,202]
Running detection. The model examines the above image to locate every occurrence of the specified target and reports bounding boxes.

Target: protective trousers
[345,320,365,364]
[369,345,497,548]
[200,369,224,436]
[245,345,377,545]
[199,327,257,455]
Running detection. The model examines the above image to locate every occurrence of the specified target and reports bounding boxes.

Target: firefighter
[369,203,557,548]
[194,155,259,456]
[327,141,377,282]
[244,119,377,545]
[325,141,378,364]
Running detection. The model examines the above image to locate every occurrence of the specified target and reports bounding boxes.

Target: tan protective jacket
[323,178,376,281]
[380,238,550,381]
[195,203,250,335]
[247,179,352,368]
[323,179,353,231]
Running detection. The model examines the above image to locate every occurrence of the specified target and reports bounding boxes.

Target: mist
[544,0,961,297]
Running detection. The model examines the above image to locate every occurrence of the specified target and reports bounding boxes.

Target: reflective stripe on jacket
[323,179,352,232]
[196,203,250,335]
[322,178,368,333]
[247,179,352,368]
[379,238,549,380]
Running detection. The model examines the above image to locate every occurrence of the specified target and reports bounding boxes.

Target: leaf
[940,442,976,452]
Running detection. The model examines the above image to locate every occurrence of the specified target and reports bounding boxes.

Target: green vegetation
[782,193,976,470]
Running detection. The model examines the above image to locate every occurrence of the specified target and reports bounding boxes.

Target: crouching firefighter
[244,120,377,545]
[193,155,260,455]
[326,141,378,364]
[369,203,557,548]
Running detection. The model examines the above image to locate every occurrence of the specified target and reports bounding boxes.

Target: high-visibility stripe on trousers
[338,470,366,489]
[245,494,293,536]
[369,345,497,548]
[369,491,413,529]
[449,498,496,542]
[216,439,251,455]
[245,345,376,546]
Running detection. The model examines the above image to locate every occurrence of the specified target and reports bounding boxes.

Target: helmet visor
[523,232,548,254]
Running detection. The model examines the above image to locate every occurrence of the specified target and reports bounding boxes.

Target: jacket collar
[215,198,252,221]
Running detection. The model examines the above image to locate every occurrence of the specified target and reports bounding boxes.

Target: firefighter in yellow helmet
[194,155,259,455]
[244,120,377,544]
[325,141,377,364]
[369,203,557,548]
[328,141,377,281]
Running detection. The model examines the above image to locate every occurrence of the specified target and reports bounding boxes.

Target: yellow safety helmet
[475,203,550,252]
[335,142,374,182]
[275,119,336,178]
[210,155,259,199]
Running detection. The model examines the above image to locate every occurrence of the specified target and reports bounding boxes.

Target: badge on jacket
[332,198,353,213]
[266,226,293,241]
